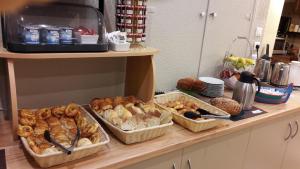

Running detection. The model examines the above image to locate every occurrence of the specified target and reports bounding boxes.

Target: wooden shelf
[0,47,159,59]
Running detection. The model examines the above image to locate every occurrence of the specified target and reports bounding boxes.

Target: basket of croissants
[89,96,173,144]
[17,103,110,168]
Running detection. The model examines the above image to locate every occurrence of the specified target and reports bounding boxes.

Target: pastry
[19,116,36,127]
[89,132,101,144]
[90,98,103,112]
[18,103,102,155]
[51,106,66,118]
[77,138,93,147]
[19,109,35,118]
[34,120,48,135]
[47,116,61,127]
[65,103,80,117]
[36,108,52,120]
[17,125,33,137]
[114,105,132,120]
[75,114,88,129]
[113,96,125,107]
[81,123,98,138]
[210,98,241,115]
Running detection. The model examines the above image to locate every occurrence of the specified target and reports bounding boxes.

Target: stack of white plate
[198,77,224,97]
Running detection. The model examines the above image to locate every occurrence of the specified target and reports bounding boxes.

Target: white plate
[199,77,224,85]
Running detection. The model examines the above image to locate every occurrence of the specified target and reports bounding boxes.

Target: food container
[59,27,73,44]
[41,26,60,44]
[109,42,131,51]
[135,6,146,15]
[20,106,110,168]
[89,103,173,144]
[78,34,99,44]
[137,15,145,24]
[155,91,230,132]
[126,6,134,15]
[136,34,142,42]
[136,25,145,33]
[21,25,40,44]
[127,34,134,42]
[138,0,145,6]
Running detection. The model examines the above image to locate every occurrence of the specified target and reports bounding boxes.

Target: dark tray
[6,42,109,53]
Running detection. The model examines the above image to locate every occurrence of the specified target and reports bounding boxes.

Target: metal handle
[285,122,293,141]
[209,12,217,17]
[200,12,206,17]
[172,162,177,169]
[292,120,299,139]
[188,159,192,169]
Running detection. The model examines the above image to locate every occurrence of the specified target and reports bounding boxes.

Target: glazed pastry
[81,123,98,138]
[34,120,48,135]
[19,116,36,127]
[60,117,77,130]
[75,114,88,129]
[51,106,66,118]
[77,138,93,147]
[113,96,125,107]
[210,98,241,115]
[36,108,52,120]
[19,109,35,118]
[90,98,103,112]
[47,116,61,127]
[89,132,101,144]
[27,136,42,154]
[65,103,80,117]
[17,125,33,137]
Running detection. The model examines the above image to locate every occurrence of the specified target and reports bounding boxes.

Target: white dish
[199,77,224,85]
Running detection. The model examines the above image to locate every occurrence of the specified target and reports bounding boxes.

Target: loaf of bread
[177,77,206,92]
[210,98,241,115]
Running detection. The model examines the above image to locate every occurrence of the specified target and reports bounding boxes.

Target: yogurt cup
[22,25,40,44]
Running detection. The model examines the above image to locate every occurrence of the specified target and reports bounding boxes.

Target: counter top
[4,91,300,169]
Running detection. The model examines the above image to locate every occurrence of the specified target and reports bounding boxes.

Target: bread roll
[210,98,241,116]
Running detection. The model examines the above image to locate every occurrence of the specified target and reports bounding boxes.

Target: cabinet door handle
[172,162,177,169]
[285,122,293,141]
[188,159,192,169]
[209,12,217,17]
[292,120,299,139]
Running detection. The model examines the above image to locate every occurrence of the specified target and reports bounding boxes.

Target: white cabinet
[198,0,255,76]
[243,116,293,169]
[147,0,208,91]
[122,150,182,169]
[281,114,300,169]
[147,0,257,90]
[181,130,250,169]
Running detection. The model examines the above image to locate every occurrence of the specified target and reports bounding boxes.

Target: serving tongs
[44,128,80,155]
[184,108,231,120]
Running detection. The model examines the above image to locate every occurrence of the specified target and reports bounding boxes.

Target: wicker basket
[89,105,173,144]
[20,106,110,168]
[154,91,230,132]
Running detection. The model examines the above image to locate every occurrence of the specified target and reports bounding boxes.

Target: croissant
[36,108,52,120]
[51,106,66,118]
[65,103,80,117]
[17,125,33,137]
